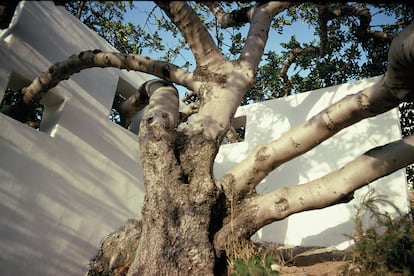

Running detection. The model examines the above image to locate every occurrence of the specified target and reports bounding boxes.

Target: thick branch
[383,22,414,95]
[327,3,394,45]
[240,2,293,72]
[155,1,224,66]
[280,46,319,95]
[20,50,191,105]
[205,2,254,28]
[219,79,397,198]
[138,80,180,192]
[131,81,220,274]
[220,21,414,199]
[317,4,329,56]
[118,79,172,128]
[215,135,414,249]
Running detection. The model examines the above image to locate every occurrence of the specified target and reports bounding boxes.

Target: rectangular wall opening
[108,77,146,135]
[0,71,65,137]
[223,115,246,144]
[0,71,43,129]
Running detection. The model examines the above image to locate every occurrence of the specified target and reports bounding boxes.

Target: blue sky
[125,2,315,65]
[123,2,397,95]
[124,2,395,57]
[123,2,316,95]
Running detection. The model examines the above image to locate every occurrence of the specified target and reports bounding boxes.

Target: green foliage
[56,1,164,55]
[108,92,126,126]
[57,2,413,101]
[231,255,279,276]
[399,101,414,186]
[87,271,113,276]
[349,189,414,275]
[0,88,22,113]
[246,2,413,103]
[0,88,43,129]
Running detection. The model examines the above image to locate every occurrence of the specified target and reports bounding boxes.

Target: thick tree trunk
[126,81,226,275]
[129,176,219,275]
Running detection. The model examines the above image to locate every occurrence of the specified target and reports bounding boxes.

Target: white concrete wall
[0,2,150,275]
[215,76,409,249]
[0,1,409,276]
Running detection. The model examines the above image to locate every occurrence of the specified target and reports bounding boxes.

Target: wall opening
[108,91,125,126]
[398,101,414,187]
[108,77,143,134]
[223,115,246,144]
[0,71,43,129]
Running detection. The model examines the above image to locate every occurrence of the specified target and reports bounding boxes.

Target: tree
[53,1,166,55]
[1,2,414,275]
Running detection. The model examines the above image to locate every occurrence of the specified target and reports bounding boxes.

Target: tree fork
[127,80,224,275]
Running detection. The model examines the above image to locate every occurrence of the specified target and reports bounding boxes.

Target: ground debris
[88,218,142,276]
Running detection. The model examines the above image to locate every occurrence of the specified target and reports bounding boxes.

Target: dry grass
[224,239,282,275]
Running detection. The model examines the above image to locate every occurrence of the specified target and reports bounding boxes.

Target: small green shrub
[231,255,279,276]
[349,189,414,275]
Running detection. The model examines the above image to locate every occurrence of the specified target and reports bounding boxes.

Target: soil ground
[274,189,414,276]
[259,245,353,276]
[279,261,348,276]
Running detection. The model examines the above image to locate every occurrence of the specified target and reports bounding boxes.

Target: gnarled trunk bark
[127,81,227,275]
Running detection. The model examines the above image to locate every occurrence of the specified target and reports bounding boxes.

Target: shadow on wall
[214,76,408,248]
[7,1,149,112]
[0,108,145,275]
[0,2,149,274]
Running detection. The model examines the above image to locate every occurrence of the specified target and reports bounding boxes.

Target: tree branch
[179,101,199,122]
[219,79,396,198]
[138,80,180,192]
[215,134,414,249]
[316,3,394,57]
[155,1,224,66]
[240,2,293,72]
[118,79,173,128]
[139,79,180,132]
[118,83,149,128]
[280,46,319,95]
[220,21,414,199]
[327,3,394,46]
[204,2,254,28]
[76,0,86,19]
[317,4,329,56]
[20,50,191,105]
[383,22,414,96]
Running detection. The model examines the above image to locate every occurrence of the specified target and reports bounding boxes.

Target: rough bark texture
[20,50,191,105]
[215,135,414,249]
[89,218,142,275]
[126,80,226,275]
